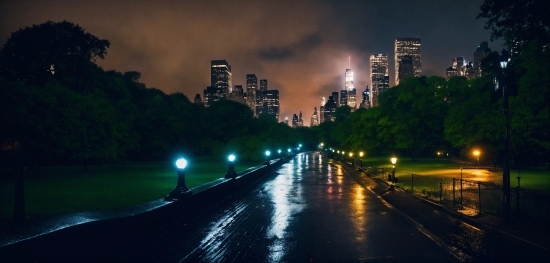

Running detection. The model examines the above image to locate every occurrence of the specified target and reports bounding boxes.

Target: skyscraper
[246,74,257,114]
[228,84,245,104]
[345,62,356,109]
[347,89,357,109]
[332,91,339,107]
[345,68,354,91]
[257,79,268,110]
[340,90,348,107]
[322,96,337,122]
[474,41,491,77]
[319,97,325,123]
[211,60,232,95]
[395,38,421,85]
[370,54,390,107]
[310,107,319,126]
[256,90,280,121]
[260,79,268,91]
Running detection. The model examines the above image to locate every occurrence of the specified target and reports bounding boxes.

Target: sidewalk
[352,163,550,252]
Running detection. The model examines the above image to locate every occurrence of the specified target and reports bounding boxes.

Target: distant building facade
[370,53,390,107]
[474,41,491,77]
[322,96,337,122]
[256,89,280,121]
[246,74,257,114]
[204,60,232,106]
[228,85,246,104]
[310,107,319,126]
[211,60,232,95]
[395,38,421,85]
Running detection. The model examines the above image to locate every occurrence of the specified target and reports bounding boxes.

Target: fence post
[478,182,481,211]
[452,178,455,206]
[516,174,521,218]
[439,179,443,203]
[460,177,463,208]
[411,173,414,193]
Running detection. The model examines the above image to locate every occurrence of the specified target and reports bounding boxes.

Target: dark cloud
[257,33,323,61]
[258,47,294,61]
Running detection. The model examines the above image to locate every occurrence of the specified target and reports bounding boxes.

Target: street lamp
[166,158,191,200]
[359,152,364,168]
[264,150,271,165]
[278,149,282,158]
[391,157,397,182]
[225,154,237,179]
[473,150,480,167]
[500,49,511,221]
[349,152,354,166]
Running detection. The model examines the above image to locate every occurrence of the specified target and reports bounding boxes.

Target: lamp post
[359,152,364,168]
[342,151,345,162]
[473,150,480,168]
[166,158,191,200]
[391,157,397,182]
[349,152,354,166]
[500,49,511,221]
[278,149,282,158]
[264,150,271,165]
[225,154,237,179]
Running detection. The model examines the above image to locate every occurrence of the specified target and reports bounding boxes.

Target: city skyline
[0,0,504,126]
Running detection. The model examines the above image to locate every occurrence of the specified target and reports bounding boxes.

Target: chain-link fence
[364,168,550,221]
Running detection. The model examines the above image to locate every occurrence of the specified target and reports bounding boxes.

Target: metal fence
[364,168,550,221]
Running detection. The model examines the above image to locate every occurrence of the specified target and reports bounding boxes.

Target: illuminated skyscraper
[211,60,232,94]
[246,74,257,114]
[257,79,268,109]
[344,59,356,109]
[345,69,354,91]
[395,38,421,85]
[311,107,319,126]
[370,54,389,107]
[340,90,348,107]
[347,88,357,109]
[256,90,279,121]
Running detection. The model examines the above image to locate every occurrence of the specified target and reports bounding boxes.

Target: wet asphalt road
[2,152,459,262]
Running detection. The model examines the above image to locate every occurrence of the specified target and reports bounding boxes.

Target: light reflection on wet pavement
[177,152,457,262]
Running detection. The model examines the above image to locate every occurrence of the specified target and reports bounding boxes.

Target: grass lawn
[356,157,550,193]
[0,158,262,224]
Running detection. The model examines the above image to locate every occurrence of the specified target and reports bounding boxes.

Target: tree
[477,0,550,53]
[379,76,448,157]
[444,76,504,164]
[0,21,110,88]
[510,42,550,166]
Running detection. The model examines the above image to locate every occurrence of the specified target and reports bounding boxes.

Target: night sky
[0,0,503,126]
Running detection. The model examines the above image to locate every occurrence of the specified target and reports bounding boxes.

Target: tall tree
[0,21,110,87]
[477,0,550,53]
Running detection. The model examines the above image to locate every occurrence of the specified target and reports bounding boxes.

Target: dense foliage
[0,21,308,168]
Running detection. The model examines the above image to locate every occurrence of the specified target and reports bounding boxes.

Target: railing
[364,167,550,221]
